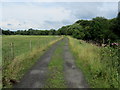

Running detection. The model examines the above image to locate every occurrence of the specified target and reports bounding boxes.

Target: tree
[70,24,85,39]
[116,12,120,37]
[2,30,14,35]
[49,29,56,35]
[90,17,110,44]
[57,26,68,35]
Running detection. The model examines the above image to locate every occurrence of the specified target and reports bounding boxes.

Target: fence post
[30,40,32,51]
[10,42,14,60]
[39,41,40,48]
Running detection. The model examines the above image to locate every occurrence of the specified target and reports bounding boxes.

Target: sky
[0,1,119,31]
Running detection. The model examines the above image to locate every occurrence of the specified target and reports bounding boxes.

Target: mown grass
[68,36,119,88]
[2,35,63,88]
[45,39,67,88]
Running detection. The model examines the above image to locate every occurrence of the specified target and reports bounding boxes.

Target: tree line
[57,12,120,45]
[2,28,57,35]
[2,12,120,45]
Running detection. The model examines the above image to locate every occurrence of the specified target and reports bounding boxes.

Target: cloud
[0,2,118,30]
[118,1,120,12]
[1,2,78,30]
[7,24,12,26]
[57,2,118,19]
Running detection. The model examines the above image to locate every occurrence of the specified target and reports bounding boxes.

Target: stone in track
[63,38,89,88]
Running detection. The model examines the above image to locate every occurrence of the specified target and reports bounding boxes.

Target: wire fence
[2,36,61,68]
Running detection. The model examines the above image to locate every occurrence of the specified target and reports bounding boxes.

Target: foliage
[71,24,85,39]
[68,36,119,88]
[57,13,120,44]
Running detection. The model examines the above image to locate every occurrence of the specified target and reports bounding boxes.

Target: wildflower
[111,43,119,46]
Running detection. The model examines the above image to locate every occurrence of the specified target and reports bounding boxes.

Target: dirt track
[14,38,89,88]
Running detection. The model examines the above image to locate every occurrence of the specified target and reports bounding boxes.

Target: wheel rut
[63,38,89,88]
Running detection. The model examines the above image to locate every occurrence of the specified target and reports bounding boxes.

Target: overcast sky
[0,2,118,31]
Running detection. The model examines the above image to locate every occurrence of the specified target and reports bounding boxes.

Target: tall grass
[2,35,62,88]
[68,36,119,88]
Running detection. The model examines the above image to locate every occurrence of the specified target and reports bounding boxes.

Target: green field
[2,35,62,87]
[68,36,119,88]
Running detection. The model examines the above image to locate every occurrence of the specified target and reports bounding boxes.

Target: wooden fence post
[10,42,14,59]
[30,40,32,51]
[39,41,40,48]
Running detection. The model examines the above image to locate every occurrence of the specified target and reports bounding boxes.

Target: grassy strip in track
[3,35,63,88]
[45,39,67,88]
[68,36,119,88]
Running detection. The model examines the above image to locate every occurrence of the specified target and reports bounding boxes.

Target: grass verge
[3,36,63,88]
[68,36,119,88]
[45,39,67,88]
